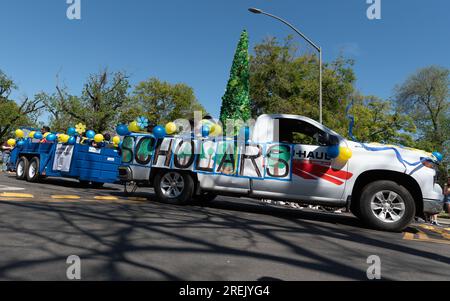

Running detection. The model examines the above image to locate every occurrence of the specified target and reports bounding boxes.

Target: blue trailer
[9,141,121,186]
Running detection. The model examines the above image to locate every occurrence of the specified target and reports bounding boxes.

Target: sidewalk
[437,218,450,226]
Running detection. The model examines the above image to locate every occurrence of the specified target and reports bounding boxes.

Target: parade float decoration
[219,30,252,134]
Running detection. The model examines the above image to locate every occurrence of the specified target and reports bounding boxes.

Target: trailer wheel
[16,157,29,180]
[359,180,415,232]
[26,157,40,182]
[154,170,194,205]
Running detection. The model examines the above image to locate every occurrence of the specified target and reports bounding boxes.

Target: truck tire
[16,157,29,180]
[359,180,415,232]
[154,170,194,205]
[26,157,40,183]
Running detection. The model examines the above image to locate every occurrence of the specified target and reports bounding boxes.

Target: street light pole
[248,8,323,124]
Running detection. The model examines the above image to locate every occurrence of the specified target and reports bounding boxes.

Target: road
[0,173,449,281]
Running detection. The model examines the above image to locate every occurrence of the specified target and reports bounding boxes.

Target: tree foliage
[0,70,43,141]
[349,95,416,145]
[395,66,450,177]
[249,36,355,135]
[120,78,206,126]
[49,70,130,133]
[395,66,449,148]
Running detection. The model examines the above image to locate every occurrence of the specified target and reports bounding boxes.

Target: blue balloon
[116,124,130,136]
[432,151,443,162]
[68,136,76,145]
[17,140,25,147]
[327,145,340,159]
[47,134,56,142]
[201,125,210,138]
[34,132,43,140]
[67,127,77,136]
[153,126,166,139]
[86,130,96,139]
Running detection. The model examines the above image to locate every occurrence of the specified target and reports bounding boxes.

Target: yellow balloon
[59,134,70,143]
[128,121,140,132]
[165,122,177,135]
[209,124,223,137]
[28,131,36,138]
[112,136,121,145]
[7,139,16,147]
[94,134,104,143]
[15,129,24,138]
[338,147,353,161]
[43,132,50,138]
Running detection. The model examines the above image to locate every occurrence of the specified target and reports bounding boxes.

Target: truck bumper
[423,199,444,215]
[422,183,444,215]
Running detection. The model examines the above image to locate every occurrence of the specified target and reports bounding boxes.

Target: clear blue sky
[1,0,449,121]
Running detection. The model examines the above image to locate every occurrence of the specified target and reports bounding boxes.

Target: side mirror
[318,132,339,146]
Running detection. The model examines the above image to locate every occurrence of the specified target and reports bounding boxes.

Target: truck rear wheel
[359,180,415,232]
[26,157,40,183]
[154,170,194,205]
[16,157,29,180]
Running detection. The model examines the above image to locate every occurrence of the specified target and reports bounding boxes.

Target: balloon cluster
[10,124,123,148]
[327,145,353,162]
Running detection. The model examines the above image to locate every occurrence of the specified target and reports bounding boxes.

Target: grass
[438,212,449,219]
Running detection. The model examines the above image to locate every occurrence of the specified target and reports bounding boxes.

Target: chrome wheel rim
[370,190,406,223]
[29,162,36,178]
[17,161,24,177]
[160,172,184,198]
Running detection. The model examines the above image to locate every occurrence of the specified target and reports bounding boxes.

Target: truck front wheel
[16,157,29,180]
[26,157,40,182]
[154,170,194,205]
[359,180,415,232]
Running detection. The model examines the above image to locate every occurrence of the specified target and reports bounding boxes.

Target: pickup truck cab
[119,114,444,232]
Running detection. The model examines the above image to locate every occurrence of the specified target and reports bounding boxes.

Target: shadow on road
[6,174,121,191]
[0,196,448,280]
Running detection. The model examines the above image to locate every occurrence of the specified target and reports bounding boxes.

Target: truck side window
[275,118,327,146]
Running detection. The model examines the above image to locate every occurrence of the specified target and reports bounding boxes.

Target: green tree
[249,36,355,135]
[349,95,416,145]
[219,30,252,130]
[249,36,418,146]
[395,66,450,178]
[0,70,43,141]
[52,70,130,132]
[121,77,206,126]
[395,66,449,147]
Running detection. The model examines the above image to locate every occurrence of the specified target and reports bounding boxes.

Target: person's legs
[1,152,10,172]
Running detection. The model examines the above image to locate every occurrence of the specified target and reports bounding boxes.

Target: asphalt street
[0,173,449,281]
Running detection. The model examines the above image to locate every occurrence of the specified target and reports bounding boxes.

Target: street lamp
[248,7,323,124]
